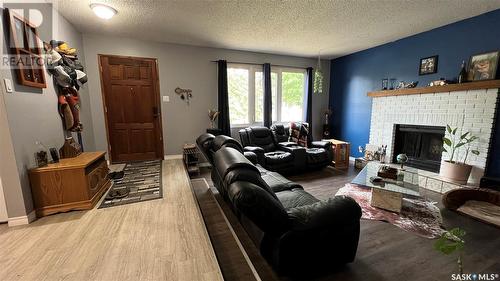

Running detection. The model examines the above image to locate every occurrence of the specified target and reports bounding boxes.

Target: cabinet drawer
[87,160,109,197]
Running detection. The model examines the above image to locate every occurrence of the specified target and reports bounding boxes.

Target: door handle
[152,106,159,118]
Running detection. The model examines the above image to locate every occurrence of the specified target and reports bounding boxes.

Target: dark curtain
[217,60,231,136]
[263,63,272,128]
[305,67,313,141]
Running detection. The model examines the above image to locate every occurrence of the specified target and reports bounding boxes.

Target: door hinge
[108,145,112,152]
[99,65,103,72]
[104,106,108,113]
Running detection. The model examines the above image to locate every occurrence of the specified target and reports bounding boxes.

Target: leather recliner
[211,146,362,276]
[239,126,306,173]
[239,125,332,172]
[197,133,259,199]
[271,124,334,170]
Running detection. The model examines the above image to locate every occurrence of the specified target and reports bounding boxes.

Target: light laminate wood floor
[0,159,223,281]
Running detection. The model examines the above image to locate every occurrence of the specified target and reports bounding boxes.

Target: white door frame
[0,177,7,222]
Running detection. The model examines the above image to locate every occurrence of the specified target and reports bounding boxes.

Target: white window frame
[227,64,307,127]
[272,67,307,123]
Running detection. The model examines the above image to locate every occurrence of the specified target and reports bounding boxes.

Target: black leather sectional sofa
[196,133,362,276]
[238,125,333,173]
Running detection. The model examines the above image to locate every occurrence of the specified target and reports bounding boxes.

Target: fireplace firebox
[392,124,446,173]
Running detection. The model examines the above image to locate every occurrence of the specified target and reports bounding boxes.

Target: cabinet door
[87,161,109,198]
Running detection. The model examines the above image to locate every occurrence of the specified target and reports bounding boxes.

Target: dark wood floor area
[194,163,500,281]
[191,178,259,281]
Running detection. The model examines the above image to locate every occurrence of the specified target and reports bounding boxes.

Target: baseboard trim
[164,154,183,160]
[8,210,36,227]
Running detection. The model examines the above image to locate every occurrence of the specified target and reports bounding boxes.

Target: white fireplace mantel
[368,87,499,192]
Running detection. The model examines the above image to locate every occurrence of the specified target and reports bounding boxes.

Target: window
[227,67,250,124]
[228,64,306,126]
[276,70,306,122]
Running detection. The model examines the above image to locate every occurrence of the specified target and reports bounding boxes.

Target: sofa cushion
[264,151,293,165]
[276,188,320,210]
[271,124,290,143]
[260,170,303,193]
[239,128,251,147]
[227,181,289,236]
[247,126,276,152]
[213,135,243,152]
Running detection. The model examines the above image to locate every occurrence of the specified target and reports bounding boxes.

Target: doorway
[99,55,164,163]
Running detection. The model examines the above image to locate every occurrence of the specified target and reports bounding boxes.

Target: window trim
[227,63,307,127]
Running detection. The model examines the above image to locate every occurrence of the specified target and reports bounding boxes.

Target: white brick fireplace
[369,88,499,192]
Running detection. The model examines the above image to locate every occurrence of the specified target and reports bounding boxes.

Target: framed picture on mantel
[467,51,499,81]
[419,55,438,75]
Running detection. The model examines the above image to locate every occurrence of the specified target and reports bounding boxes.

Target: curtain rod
[210,60,310,70]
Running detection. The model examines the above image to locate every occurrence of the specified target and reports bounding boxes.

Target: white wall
[82,34,330,156]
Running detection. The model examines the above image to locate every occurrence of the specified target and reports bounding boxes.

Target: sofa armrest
[310,140,330,149]
[278,145,306,167]
[287,196,361,231]
[244,146,264,153]
[278,141,298,147]
[311,141,334,162]
[243,151,258,165]
[244,146,265,164]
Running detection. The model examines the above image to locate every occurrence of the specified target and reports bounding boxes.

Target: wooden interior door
[99,55,164,163]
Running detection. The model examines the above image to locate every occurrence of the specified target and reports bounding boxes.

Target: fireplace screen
[392,124,446,173]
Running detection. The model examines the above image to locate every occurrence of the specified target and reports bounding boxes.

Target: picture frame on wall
[467,51,499,81]
[419,55,438,75]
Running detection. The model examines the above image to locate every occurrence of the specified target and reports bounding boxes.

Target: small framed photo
[467,51,499,81]
[419,55,438,75]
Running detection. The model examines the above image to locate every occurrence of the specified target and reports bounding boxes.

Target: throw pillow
[290,122,309,147]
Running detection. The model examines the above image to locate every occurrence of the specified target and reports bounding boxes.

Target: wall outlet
[162,96,170,102]
[3,79,13,93]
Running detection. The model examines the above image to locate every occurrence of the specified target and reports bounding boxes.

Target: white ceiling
[53,0,500,59]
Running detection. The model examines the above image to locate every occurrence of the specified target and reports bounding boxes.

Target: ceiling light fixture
[90,3,117,20]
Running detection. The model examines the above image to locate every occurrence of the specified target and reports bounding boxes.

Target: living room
[0,1,499,281]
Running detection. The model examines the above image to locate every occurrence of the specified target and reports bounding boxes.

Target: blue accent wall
[329,9,500,178]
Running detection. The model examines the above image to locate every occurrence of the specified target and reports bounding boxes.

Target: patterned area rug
[336,183,446,239]
[99,160,162,209]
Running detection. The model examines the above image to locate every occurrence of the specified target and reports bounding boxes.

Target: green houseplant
[434,228,466,274]
[440,125,480,184]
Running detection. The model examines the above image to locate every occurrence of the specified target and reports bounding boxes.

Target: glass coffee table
[351,162,422,213]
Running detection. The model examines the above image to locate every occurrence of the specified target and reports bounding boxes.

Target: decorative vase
[439,161,472,185]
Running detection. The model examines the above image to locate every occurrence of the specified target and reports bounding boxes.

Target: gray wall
[0,6,94,217]
[82,34,330,156]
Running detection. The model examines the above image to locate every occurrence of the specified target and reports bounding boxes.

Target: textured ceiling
[53,0,500,58]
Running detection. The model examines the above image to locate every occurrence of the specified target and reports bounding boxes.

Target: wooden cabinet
[324,139,351,169]
[29,152,111,217]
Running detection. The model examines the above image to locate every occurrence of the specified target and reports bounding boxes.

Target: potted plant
[440,125,480,184]
[434,228,466,274]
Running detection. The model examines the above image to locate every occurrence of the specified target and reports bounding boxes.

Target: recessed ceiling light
[90,3,117,20]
